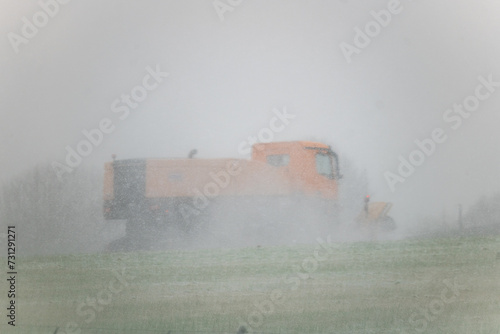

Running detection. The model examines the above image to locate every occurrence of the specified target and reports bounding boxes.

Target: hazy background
[1,0,500,232]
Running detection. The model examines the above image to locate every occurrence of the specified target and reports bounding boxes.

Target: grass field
[1,235,500,334]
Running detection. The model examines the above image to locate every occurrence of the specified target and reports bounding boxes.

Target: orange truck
[103,140,391,248]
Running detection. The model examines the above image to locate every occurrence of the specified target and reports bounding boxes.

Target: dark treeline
[411,193,500,238]
[0,165,107,255]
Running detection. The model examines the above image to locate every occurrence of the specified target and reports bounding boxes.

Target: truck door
[313,151,339,199]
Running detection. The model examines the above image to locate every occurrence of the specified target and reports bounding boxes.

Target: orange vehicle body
[103,141,341,224]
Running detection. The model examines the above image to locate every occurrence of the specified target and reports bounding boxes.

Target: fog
[2,0,500,239]
[2,3,500,333]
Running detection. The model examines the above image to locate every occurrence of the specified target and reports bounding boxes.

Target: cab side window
[266,154,290,167]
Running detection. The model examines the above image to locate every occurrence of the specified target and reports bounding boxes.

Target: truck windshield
[315,153,335,179]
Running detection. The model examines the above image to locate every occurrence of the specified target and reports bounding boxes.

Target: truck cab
[251,141,340,200]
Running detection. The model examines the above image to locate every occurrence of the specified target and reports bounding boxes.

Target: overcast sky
[1,0,500,227]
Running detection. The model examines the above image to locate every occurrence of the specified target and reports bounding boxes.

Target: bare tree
[463,193,500,232]
[0,165,105,255]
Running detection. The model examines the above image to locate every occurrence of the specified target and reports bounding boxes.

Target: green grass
[1,236,500,333]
